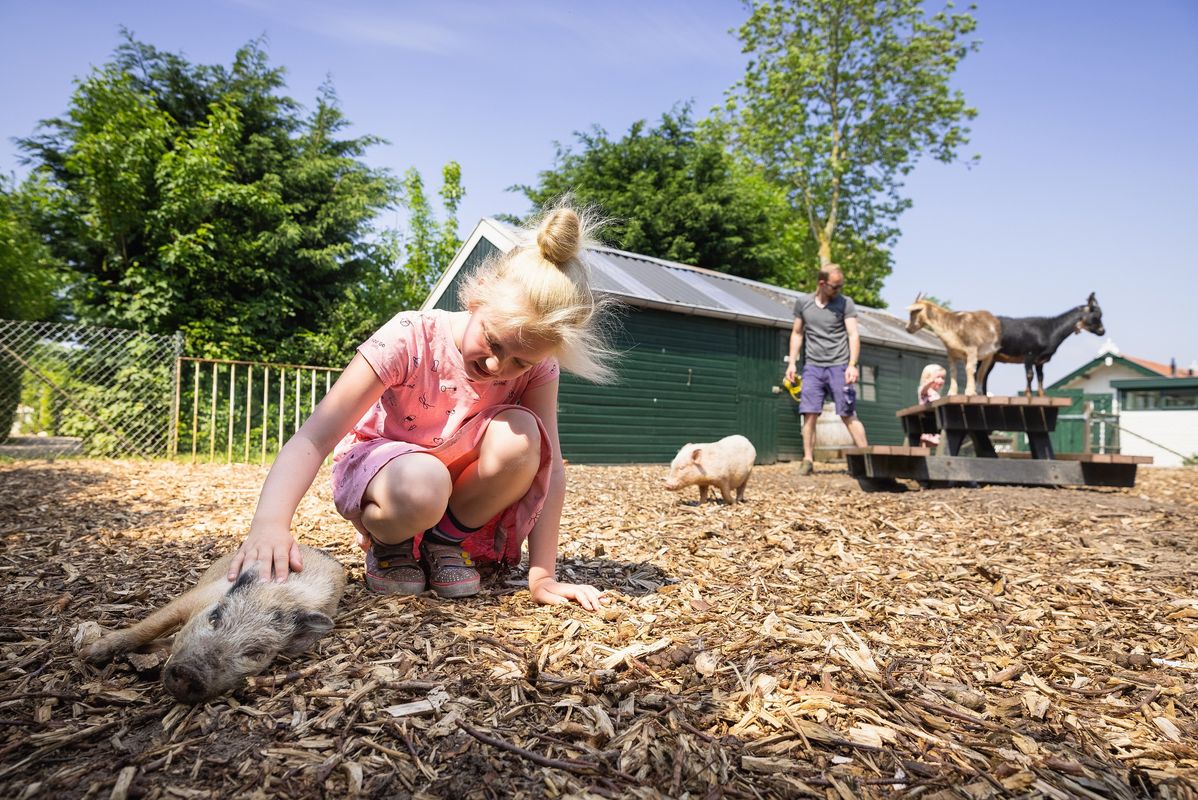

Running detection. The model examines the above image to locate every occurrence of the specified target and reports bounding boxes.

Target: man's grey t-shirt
[794,293,858,366]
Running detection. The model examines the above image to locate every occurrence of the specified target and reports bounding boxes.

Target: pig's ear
[283,611,335,655]
[228,569,258,596]
[690,447,702,462]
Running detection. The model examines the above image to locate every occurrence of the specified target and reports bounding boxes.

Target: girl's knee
[495,407,540,436]
[485,409,542,469]
[369,455,452,516]
[493,408,541,451]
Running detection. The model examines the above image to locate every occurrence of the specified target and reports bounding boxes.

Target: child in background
[918,364,947,447]
[226,203,616,611]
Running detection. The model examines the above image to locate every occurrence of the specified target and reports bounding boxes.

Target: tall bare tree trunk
[818,235,833,266]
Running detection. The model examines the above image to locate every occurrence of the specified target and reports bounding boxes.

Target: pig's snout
[163,661,216,704]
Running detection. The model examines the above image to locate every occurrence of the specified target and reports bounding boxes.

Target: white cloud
[226,0,740,64]
[229,0,465,54]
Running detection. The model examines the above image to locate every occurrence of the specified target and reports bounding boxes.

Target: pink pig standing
[664,434,757,505]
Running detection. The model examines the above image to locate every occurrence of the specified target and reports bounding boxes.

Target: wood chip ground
[1,459,1196,798]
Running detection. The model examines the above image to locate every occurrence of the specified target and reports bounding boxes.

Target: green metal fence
[174,358,342,464]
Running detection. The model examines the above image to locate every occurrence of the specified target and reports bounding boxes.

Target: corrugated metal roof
[436,219,945,355]
[588,245,945,355]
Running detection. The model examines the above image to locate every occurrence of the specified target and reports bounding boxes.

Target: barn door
[736,326,779,463]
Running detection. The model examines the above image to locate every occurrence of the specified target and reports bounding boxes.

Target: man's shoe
[420,540,481,598]
[365,540,426,595]
[798,460,814,476]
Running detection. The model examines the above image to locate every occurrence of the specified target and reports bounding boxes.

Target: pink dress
[919,387,941,447]
[331,309,559,565]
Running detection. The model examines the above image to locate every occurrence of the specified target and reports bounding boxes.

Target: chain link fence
[0,319,182,459]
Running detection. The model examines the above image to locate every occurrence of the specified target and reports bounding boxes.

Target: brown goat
[906,295,1001,396]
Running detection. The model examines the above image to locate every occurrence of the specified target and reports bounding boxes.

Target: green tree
[515,109,812,288]
[17,35,399,363]
[301,162,464,366]
[0,175,62,321]
[0,176,64,441]
[398,161,465,308]
[728,0,979,305]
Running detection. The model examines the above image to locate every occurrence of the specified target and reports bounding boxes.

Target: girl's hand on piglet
[228,527,303,584]
[530,578,610,611]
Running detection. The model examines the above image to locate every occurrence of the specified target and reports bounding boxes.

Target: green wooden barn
[424,219,946,464]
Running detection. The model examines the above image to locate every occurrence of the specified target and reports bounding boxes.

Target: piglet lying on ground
[664,434,757,505]
[80,545,346,704]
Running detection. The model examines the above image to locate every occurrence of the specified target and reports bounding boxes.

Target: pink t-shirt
[919,386,941,446]
[335,309,559,455]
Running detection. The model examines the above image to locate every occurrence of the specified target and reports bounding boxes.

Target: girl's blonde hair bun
[536,208,582,267]
[457,198,620,383]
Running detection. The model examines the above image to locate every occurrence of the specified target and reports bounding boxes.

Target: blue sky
[2,1,1196,393]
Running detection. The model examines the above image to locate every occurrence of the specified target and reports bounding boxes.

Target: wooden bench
[844,444,1151,491]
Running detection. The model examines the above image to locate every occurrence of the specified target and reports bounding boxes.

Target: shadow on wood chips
[1,459,1196,799]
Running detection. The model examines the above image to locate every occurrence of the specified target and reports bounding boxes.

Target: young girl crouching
[227,204,616,610]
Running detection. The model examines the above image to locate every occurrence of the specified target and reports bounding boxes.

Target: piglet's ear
[691,447,703,462]
[228,569,258,596]
[284,611,335,655]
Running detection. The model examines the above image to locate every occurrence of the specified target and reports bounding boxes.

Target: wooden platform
[845,446,1150,491]
[848,395,1151,490]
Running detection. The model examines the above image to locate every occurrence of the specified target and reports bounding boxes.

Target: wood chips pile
[1,459,1195,799]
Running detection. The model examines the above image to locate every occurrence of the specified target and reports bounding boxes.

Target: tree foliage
[728,0,979,305]
[300,162,464,366]
[17,34,401,363]
[514,109,813,289]
[0,175,62,321]
[0,176,65,442]
[399,161,465,308]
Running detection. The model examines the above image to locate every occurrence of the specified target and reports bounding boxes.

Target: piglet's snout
[163,661,215,704]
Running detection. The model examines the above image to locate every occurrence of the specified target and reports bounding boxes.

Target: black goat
[979,293,1105,396]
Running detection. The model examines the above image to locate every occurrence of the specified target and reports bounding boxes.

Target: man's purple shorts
[798,363,857,416]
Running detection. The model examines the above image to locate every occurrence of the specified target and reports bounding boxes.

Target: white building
[1050,341,1198,467]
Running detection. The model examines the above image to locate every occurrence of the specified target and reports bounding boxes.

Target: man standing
[784,265,869,475]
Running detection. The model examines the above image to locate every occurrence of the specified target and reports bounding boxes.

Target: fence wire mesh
[0,319,182,459]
